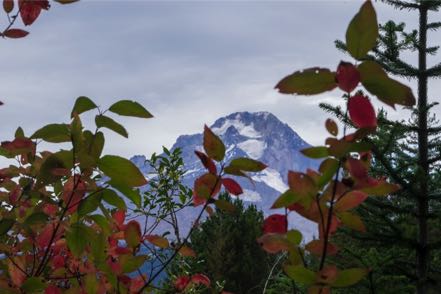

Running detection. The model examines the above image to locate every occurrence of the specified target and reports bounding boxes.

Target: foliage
[327,1,441,291]
[1,0,78,39]
[257,0,418,293]
[0,91,267,293]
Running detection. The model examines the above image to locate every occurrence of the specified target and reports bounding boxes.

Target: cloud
[0,0,435,167]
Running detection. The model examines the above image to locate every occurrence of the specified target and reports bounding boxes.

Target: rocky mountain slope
[132,111,319,241]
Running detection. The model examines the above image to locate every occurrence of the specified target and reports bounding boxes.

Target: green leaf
[24,212,48,225]
[301,146,328,159]
[0,219,14,236]
[79,131,105,169]
[71,96,97,118]
[214,199,236,214]
[284,265,316,285]
[228,158,266,172]
[345,0,378,59]
[124,221,142,248]
[89,214,110,235]
[66,223,90,257]
[332,268,368,287]
[95,115,128,138]
[90,233,106,266]
[31,124,70,143]
[109,182,142,208]
[37,153,66,185]
[78,194,102,216]
[100,189,127,209]
[358,61,416,107]
[98,155,147,187]
[21,277,45,293]
[286,229,302,245]
[338,211,365,232]
[120,255,148,273]
[85,274,98,294]
[108,100,153,118]
[318,158,339,187]
[203,125,225,162]
[276,67,337,95]
[271,190,299,209]
[15,127,25,138]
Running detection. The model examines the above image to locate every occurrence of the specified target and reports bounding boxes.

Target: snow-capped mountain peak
[132,111,318,240]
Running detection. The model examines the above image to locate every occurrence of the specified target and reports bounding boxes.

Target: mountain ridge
[131,111,318,241]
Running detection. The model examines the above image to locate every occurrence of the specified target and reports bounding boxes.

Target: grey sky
[1,0,437,163]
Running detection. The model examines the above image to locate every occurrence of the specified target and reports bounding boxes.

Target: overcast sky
[1,0,439,163]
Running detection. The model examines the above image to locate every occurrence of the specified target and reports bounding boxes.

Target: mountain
[131,111,319,241]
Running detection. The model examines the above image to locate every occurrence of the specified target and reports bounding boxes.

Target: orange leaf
[305,240,339,256]
[179,245,197,258]
[257,233,290,254]
[334,190,368,212]
[7,255,26,287]
[144,235,169,248]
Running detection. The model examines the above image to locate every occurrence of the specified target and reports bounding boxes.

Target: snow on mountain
[132,111,319,241]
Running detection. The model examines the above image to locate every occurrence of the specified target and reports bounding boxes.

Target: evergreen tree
[165,193,274,293]
[326,1,441,292]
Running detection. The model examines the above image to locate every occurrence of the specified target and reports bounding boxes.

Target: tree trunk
[416,3,429,293]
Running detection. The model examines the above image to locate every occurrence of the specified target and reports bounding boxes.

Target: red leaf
[36,223,54,249]
[263,214,287,234]
[174,275,191,292]
[7,256,26,287]
[1,137,35,153]
[336,61,360,93]
[130,275,146,293]
[221,178,243,195]
[45,285,61,294]
[19,0,49,26]
[51,254,65,269]
[347,157,369,180]
[113,209,126,229]
[348,94,377,128]
[193,173,221,205]
[195,150,217,174]
[191,274,210,287]
[3,28,29,38]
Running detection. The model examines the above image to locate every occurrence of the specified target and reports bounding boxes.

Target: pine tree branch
[426,62,441,77]
[380,0,420,10]
[366,138,416,195]
[427,22,441,31]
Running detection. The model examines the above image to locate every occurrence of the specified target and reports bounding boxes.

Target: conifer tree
[326,1,441,292]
